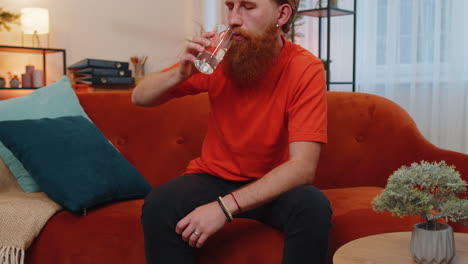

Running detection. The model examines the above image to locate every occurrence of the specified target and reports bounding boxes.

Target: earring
[276,24,280,28]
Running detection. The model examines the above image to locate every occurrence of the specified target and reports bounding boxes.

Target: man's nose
[228,8,243,28]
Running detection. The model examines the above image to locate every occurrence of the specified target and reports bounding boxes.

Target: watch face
[101,77,108,84]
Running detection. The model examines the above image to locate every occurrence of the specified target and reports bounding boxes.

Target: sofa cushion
[25,186,420,264]
[322,186,385,217]
[26,199,285,264]
[0,115,151,212]
[323,187,420,263]
[0,76,89,193]
[26,200,148,263]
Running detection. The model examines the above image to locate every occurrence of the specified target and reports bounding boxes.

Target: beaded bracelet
[217,196,233,222]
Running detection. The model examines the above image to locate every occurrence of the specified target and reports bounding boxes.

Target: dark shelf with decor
[292,1,356,91]
[0,45,66,89]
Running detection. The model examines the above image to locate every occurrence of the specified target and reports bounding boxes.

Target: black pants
[141,173,332,264]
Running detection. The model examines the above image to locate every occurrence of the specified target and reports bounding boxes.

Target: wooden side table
[333,232,468,264]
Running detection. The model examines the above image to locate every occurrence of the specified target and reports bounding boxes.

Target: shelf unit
[292,1,357,91]
[0,45,66,89]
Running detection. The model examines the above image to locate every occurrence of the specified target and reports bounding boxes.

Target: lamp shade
[21,8,49,34]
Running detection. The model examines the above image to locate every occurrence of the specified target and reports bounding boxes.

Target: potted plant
[0,77,5,88]
[7,72,20,88]
[315,0,339,8]
[372,160,468,264]
[0,8,20,32]
[329,0,339,8]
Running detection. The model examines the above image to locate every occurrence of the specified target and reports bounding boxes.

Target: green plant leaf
[372,160,468,225]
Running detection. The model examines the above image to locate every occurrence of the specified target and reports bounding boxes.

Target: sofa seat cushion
[323,187,420,262]
[26,199,147,264]
[323,186,385,217]
[26,199,284,264]
[26,186,420,264]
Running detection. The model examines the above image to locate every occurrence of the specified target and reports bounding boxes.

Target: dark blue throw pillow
[0,115,151,212]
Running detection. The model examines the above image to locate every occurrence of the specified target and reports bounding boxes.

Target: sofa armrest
[315,92,468,190]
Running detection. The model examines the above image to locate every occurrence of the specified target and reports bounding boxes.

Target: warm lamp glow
[20,8,49,35]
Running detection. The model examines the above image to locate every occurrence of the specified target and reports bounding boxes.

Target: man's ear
[277,4,292,28]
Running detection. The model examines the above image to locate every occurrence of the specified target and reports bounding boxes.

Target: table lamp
[20,8,49,47]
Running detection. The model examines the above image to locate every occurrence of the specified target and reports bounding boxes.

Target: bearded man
[133,0,331,263]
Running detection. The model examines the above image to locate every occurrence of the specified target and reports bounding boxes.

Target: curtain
[204,0,227,31]
[356,0,468,154]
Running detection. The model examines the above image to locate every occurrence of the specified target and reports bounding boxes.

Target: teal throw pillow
[0,115,151,212]
[0,76,89,193]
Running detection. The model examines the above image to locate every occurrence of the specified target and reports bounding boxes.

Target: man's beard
[223,24,280,85]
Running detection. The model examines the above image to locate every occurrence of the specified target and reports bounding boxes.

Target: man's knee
[141,174,221,228]
[303,185,331,212]
[281,185,332,222]
[141,177,190,228]
[141,186,173,229]
[142,186,171,214]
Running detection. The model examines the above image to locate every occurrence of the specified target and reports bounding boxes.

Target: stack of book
[68,58,135,91]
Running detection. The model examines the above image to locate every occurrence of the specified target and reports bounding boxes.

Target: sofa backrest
[77,92,209,188]
[76,91,453,190]
[315,92,434,189]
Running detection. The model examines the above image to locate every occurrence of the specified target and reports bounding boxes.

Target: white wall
[0,0,205,85]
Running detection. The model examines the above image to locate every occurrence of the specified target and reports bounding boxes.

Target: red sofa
[1,90,466,263]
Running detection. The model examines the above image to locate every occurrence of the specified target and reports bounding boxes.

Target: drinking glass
[194,24,233,75]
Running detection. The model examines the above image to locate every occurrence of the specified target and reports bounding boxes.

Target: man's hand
[131,30,216,107]
[178,31,216,80]
[175,200,227,248]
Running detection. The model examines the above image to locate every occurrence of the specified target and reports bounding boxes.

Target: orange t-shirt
[171,36,327,182]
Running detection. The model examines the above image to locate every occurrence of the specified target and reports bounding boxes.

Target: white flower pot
[410,222,455,264]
